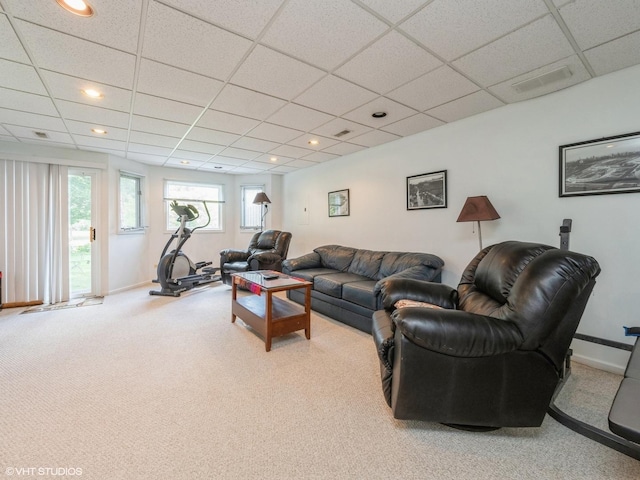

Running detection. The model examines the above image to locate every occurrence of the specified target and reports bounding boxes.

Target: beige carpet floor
[0,284,638,479]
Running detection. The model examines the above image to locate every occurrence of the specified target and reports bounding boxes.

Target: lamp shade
[456,196,500,222]
[252,192,271,205]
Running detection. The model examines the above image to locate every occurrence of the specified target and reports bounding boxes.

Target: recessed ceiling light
[606,144,615,148]
[180,160,190,165]
[81,88,103,99]
[56,0,95,17]
[308,139,319,146]
[270,156,278,162]
[91,128,107,134]
[372,112,387,118]
[214,166,222,169]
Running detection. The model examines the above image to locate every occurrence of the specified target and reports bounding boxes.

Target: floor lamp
[253,192,271,232]
[456,196,500,250]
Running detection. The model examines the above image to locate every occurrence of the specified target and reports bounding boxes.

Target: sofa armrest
[220,248,250,264]
[378,278,458,310]
[374,265,441,295]
[248,251,282,270]
[393,308,524,357]
[282,252,321,273]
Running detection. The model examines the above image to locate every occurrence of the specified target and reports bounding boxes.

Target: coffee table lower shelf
[232,294,310,351]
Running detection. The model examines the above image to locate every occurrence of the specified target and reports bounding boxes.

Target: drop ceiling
[1,0,639,175]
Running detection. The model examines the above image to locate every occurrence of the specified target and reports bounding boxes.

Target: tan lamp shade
[253,192,271,205]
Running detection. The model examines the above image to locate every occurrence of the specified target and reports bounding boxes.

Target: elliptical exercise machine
[149,199,220,297]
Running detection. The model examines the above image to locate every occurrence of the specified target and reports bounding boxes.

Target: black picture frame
[559,131,640,197]
[407,170,447,210]
[328,189,349,217]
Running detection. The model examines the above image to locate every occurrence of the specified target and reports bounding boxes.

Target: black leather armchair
[220,230,292,285]
[372,241,601,429]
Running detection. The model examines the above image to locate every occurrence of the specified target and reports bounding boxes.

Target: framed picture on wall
[328,189,350,217]
[559,131,640,197]
[407,170,447,210]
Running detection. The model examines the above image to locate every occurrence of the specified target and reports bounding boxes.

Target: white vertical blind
[0,160,68,305]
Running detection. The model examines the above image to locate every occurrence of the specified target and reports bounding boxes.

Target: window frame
[240,184,265,231]
[118,170,145,233]
[164,179,225,233]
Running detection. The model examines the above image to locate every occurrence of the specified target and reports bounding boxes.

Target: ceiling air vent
[33,131,49,139]
[511,65,572,93]
[334,129,352,138]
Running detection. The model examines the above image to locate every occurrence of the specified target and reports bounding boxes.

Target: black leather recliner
[372,241,601,428]
[220,230,292,285]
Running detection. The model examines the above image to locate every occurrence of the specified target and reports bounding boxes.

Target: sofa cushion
[378,252,443,279]
[348,249,386,278]
[315,245,358,271]
[289,268,338,283]
[342,280,377,310]
[314,272,370,298]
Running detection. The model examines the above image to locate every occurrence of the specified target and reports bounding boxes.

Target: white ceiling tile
[212,84,286,120]
[186,126,240,146]
[360,0,430,24]
[270,144,314,158]
[285,158,316,169]
[160,0,284,38]
[80,146,126,157]
[236,161,273,171]
[294,75,378,116]
[57,100,130,128]
[400,0,549,61]
[452,15,575,86]
[172,150,214,162]
[288,133,339,150]
[178,139,225,156]
[559,0,640,50]
[261,0,388,70]
[311,118,372,142]
[133,93,203,124]
[269,164,297,174]
[489,55,591,103]
[322,142,366,156]
[387,66,479,111]
[131,115,190,138]
[8,0,142,53]
[335,31,442,94]
[41,70,132,112]
[208,156,247,166]
[15,137,74,148]
[75,135,127,151]
[0,88,58,116]
[349,129,400,147]
[254,154,294,165]
[165,158,205,169]
[137,59,223,107]
[343,97,417,128]
[4,125,73,144]
[231,136,280,152]
[143,1,252,80]
[0,108,65,132]
[128,143,173,156]
[302,151,338,163]
[126,152,166,165]
[220,146,261,160]
[380,113,444,137]
[246,123,303,143]
[266,103,335,132]
[197,110,260,135]
[129,131,180,148]
[66,120,129,141]
[228,165,263,174]
[15,20,136,89]
[230,45,326,100]
[0,136,19,143]
[198,163,234,172]
[0,60,47,95]
[0,15,30,63]
[427,91,504,122]
[585,31,640,76]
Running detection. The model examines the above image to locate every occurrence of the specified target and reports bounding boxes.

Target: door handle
[89,227,96,242]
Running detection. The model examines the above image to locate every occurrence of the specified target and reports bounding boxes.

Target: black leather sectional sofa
[282,245,444,333]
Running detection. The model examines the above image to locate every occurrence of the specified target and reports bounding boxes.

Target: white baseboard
[572,354,626,375]
[108,281,152,295]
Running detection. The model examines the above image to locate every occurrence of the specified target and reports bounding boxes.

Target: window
[165,180,224,232]
[119,171,144,231]
[240,185,264,230]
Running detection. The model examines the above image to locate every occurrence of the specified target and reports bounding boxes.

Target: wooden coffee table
[231,271,312,352]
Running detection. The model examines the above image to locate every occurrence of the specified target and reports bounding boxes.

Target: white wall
[282,64,640,373]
